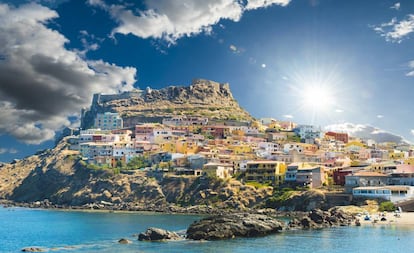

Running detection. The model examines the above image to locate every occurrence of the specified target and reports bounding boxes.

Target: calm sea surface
[1,206,414,253]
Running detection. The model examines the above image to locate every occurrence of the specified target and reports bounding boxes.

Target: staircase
[394,198,414,212]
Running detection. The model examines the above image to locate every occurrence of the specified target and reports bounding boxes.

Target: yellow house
[245,160,287,186]
[160,142,176,153]
[228,144,252,155]
[345,141,366,153]
[389,151,405,160]
[405,157,414,165]
[176,139,199,154]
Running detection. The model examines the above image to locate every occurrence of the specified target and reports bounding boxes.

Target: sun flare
[302,84,334,112]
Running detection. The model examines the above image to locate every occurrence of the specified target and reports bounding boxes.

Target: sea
[1,206,414,253]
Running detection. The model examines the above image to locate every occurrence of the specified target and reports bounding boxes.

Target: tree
[127,156,148,169]
[115,159,126,169]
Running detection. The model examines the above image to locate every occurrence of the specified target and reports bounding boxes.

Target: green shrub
[379,201,396,212]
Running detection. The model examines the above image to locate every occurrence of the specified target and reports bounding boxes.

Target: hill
[0,138,272,211]
[81,79,253,129]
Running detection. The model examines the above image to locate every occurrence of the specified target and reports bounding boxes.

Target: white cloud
[411,129,414,136]
[325,123,408,144]
[0,147,18,154]
[245,0,291,10]
[261,63,267,68]
[373,14,414,43]
[283,114,293,119]
[0,148,19,155]
[0,3,137,144]
[391,2,401,10]
[406,60,414,76]
[88,0,291,44]
[335,109,343,113]
[377,114,384,119]
[76,30,104,57]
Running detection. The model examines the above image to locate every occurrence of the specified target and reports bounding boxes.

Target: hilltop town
[2,79,414,212]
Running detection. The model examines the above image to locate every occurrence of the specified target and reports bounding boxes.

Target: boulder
[186,213,284,240]
[288,208,355,229]
[138,227,181,241]
[118,238,132,244]
[21,247,45,252]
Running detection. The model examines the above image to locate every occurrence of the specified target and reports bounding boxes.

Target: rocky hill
[0,138,271,211]
[81,79,253,128]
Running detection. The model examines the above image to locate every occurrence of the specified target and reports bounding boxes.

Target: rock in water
[21,247,45,252]
[118,238,132,244]
[186,213,284,240]
[288,208,355,229]
[138,227,181,241]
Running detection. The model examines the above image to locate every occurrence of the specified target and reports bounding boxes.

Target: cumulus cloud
[373,14,414,43]
[245,0,291,10]
[0,3,137,144]
[325,123,408,144]
[88,0,291,44]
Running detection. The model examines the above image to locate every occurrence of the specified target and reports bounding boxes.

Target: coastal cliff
[0,138,272,211]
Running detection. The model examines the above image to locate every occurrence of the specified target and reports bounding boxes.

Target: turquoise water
[1,207,414,253]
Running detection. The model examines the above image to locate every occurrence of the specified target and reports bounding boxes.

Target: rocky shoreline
[0,198,306,217]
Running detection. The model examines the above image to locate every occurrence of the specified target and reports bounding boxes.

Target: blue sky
[1,0,414,162]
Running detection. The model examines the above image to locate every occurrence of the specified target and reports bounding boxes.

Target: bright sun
[277,57,347,125]
[302,85,334,112]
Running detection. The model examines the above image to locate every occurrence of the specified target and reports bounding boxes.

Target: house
[187,154,207,169]
[112,141,137,164]
[244,160,286,185]
[135,124,157,141]
[80,142,113,165]
[283,143,303,154]
[345,141,366,153]
[202,126,231,139]
[324,131,348,144]
[162,116,208,126]
[369,161,397,174]
[295,125,322,144]
[389,150,407,160]
[333,167,365,186]
[388,164,414,186]
[344,171,389,193]
[296,166,326,188]
[94,112,123,130]
[203,163,234,179]
[370,149,388,160]
[176,138,199,154]
[285,163,299,183]
[352,186,414,203]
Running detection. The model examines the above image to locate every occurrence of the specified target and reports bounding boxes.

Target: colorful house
[244,160,286,185]
[344,171,389,193]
